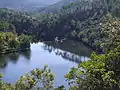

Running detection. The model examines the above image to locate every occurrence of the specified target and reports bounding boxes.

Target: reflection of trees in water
[0,51,31,69]
[21,50,31,60]
[7,53,20,64]
[0,55,8,69]
[42,44,56,53]
[44,40,92,57]
[55,50,87,63]
[42,40,92,63]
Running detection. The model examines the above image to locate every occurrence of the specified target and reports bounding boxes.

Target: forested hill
[0,8,39,34]
[36,0,120,52]
[0,8,31,54]
[0,0,120,53]
[0,0,120,89]
[38,0,80,13]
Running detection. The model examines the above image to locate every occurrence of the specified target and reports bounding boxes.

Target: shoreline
[0,48,30,55]
[40,37,103,54]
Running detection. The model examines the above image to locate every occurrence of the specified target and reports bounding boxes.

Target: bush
[19,34,31,49]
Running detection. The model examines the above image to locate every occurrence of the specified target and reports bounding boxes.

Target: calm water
[0,40,92,87]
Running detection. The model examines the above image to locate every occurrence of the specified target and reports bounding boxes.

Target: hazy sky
[1,0,61,5]
[0,0,62,8]
[29,0,61,3]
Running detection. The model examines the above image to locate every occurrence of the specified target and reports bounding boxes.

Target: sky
[0,0,61,6]
[29,0,61,4]
[0,0,62,9]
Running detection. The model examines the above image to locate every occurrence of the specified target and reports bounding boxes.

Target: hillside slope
[37,0,120,52]
[38,0,80,13]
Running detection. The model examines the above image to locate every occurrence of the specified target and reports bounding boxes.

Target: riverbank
[0,48,30,55]
[40,36,103,54]
[0,41,91,88]
[0,32,31,55]
[69,37,103,54]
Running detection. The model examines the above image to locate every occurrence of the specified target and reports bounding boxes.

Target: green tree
[19,34,31,49]
[0,66,54,90]
[65,46,120,90]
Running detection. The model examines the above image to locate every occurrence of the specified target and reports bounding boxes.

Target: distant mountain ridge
[38,0,81,13]
[0,0,81,12]
[0,0,61,11]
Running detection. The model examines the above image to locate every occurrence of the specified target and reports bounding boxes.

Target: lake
[0,40,92,88]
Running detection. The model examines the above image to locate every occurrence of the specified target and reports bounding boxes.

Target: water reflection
[20,51,31,60]
[8,53,20,63]
[0,51,31,69]
[0,40,92,88]
[0,55,7,69]
[0,40,92,69]
[42,40,92,63]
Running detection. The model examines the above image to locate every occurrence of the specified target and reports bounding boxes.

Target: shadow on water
[42,40,92,63]
[0,51,31,69]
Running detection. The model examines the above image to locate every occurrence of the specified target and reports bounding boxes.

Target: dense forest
[36,0,120,52]
[1,0,117,52]
[0,20,31,54]
[0,0,120,90]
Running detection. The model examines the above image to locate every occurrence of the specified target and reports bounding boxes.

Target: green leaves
[0,21,10,31]
[65,45,120,90]
[101,18,120,52]
[0,32,31,54]
[15,66,54,90]
[18,34,31,49]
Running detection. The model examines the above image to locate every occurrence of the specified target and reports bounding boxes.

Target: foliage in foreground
[65,45,120,90]
[0,65,55,90]
[0,45,120,90]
